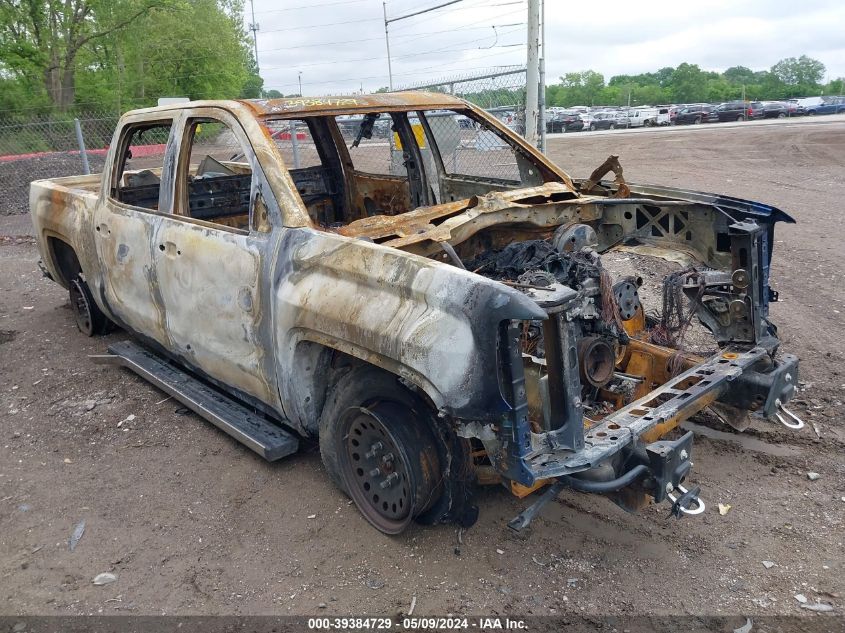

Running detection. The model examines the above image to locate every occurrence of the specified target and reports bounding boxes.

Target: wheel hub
[69,278,94,335]
[338,401,440,534]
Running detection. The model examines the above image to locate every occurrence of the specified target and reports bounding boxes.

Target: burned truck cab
[46,94,803,535]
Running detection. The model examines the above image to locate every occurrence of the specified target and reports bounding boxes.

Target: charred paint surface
[30,95,799,518]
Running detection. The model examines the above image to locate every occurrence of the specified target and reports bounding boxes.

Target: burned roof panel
[243,91,469,117]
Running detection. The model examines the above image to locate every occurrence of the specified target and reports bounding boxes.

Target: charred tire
[318,366,448,534]
[69,275,108,336]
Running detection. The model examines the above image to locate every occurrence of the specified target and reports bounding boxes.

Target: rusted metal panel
[244,92,467,117]
[29,94,802,527]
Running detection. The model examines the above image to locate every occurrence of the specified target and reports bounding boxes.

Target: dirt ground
[1,122,843,624]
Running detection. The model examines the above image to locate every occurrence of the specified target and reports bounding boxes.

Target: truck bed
[30,173,102,287]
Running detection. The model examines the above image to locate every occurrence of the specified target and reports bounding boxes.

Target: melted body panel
[30,95,800,519]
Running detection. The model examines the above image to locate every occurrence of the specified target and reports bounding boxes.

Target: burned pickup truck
[31,93,803,534]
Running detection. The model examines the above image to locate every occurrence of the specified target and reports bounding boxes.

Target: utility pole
[298,71,303,97]
[383,0,464,91]
[538,0,546,152]
[383,2,394,90]
[248,0,259,73]
[525,0,540,147]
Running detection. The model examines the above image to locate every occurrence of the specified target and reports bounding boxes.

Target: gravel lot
[0,122,843,627]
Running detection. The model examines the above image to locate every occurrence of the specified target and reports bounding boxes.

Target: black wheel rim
[69,278,94,336]
[338,402,439,534]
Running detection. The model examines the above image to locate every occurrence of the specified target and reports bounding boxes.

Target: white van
[655,106,672,126]
[625,107,659,127]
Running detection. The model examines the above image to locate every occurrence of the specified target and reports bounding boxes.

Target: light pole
[298,72,303,97]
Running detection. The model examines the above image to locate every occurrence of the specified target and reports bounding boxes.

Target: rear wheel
[777,112,786,118]
[609,122,616,130]
[736,115,746,122]
[319,366,444,534]
[589,123,596,131]
[693,116,702,124]
[69,275,108,336]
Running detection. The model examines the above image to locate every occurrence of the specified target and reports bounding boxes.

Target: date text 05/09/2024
[307,617,527,630]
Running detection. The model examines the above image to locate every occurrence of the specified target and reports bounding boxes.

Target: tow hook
[667,484,705,517]
[507,431,707,531]
[774,399,804,430]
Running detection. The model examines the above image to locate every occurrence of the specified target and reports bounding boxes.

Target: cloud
[249,0,845,94]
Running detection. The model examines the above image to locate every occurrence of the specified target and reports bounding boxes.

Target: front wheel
[589,123,596,131]
[69,275,109,336]
[319,367,445,534]
[693,116,702,124]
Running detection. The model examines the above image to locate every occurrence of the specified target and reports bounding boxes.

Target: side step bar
[91,340,299,461]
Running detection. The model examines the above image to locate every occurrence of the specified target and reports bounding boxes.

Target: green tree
[671,63,708,102]
[825,78,844,95]
[0,0,170,110]
[771,55,825,86]
[556,70,606,105]
[0,0,258,113]
[723,65,756,85]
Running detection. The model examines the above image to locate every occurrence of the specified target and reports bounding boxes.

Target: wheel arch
[285,333,446,436]
[45,236,82,289]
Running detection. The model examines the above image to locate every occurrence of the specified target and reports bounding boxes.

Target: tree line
[0,0,261,117]
[547,56,844,108]
[1,4,842,122]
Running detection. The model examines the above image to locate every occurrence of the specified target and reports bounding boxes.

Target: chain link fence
[1,69,529,217]
[396,66,534,186]
[396,65,527,135]
[0,110,120,216]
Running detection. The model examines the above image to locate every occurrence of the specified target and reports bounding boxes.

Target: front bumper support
[516,345,794,485]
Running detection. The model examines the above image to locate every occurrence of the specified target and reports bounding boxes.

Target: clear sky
[245,0,845,95]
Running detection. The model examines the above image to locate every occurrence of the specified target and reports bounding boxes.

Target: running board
[91,340,299,461]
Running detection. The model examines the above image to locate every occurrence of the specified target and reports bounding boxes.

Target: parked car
[805,97,845,116]
[713,101,764,122]
[674,105,715,125]
[546,111,584,132]
[29,92,802,534]
[786,100,805,116]
[587,111,628,131]
[578,111,595,130]
[762,102,789,119]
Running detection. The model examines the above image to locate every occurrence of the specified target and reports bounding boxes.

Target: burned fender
[272,227,545,434]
